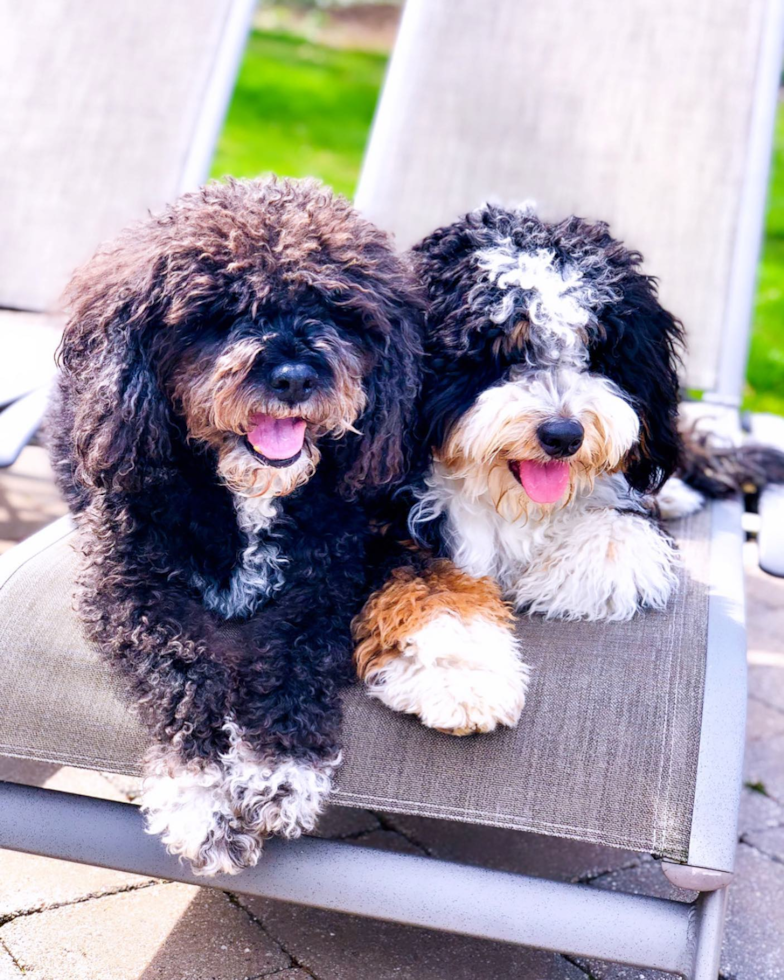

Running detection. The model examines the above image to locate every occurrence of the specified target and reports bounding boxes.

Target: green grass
[211,30,386,198]
[213,29,784,414]
[747,101,784,416]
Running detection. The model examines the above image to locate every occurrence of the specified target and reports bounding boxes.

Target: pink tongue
[247,414,306,460]
[514,460,570,503]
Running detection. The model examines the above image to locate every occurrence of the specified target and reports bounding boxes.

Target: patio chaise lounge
[2,1,783,977]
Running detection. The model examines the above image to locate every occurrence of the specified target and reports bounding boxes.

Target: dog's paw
[365,612,529,736]
[222,722,337,839]
[141,749,261,876]
[514,512,679,621]
[656,477,705,521]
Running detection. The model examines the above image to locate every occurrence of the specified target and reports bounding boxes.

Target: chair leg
[690,886,729,980]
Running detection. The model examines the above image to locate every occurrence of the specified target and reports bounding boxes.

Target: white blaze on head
[476,245,590,360]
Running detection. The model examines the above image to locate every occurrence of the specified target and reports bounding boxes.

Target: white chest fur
[415,464,644,590]
[194,494,287,619]
[414,464,676,622]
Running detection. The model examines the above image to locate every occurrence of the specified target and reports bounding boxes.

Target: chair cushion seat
[0,510,712,860]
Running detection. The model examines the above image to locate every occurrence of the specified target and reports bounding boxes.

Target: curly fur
[397,203,685,623]
[352,204,687,737]
[47,177,423,874]
[415,203,683,494]
[355,203,784,737]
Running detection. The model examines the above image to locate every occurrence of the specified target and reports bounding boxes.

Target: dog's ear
[59,233,177,494]
[320,250,423,496]
[342,284,423,496]
[591,271,684,494]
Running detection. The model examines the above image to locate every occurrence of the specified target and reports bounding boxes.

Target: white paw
[513,512,678,621]
[141,749,261,876]
[657,477,705,520]
[222,721,337,839]
[366,613,530,736]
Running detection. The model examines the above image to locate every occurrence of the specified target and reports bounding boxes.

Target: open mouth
[245,413,307,468]
[509,459,570,504]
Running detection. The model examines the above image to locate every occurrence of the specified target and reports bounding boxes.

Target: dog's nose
[537,418,584,458]
[269,362,319,404]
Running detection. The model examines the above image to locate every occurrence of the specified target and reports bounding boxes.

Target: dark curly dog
[354,204,687,736]
[48,177,422,875]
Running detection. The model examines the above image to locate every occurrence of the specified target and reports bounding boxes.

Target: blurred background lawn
[213,2,784,416]
[211,2,393,197]
[750,108,784,415]
[211,31,385,197]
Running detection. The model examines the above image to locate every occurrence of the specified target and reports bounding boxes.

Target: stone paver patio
[0,445,782,979]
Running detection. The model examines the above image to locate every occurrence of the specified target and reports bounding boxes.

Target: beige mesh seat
[1,507,711,862]
[0,1,781,977]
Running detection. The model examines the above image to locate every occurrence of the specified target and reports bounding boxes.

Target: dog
[48,176,423,875]
[354,202,701,737]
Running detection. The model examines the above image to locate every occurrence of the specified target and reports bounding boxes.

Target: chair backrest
[356,0,784,402]
[0,0,255,313]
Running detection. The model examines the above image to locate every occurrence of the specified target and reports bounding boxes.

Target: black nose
[537,418,584,458]
[268,362,319,404]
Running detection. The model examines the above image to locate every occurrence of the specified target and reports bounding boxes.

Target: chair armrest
[758,485,784,577]
[0,385,51,468]
[748,412,784,577]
